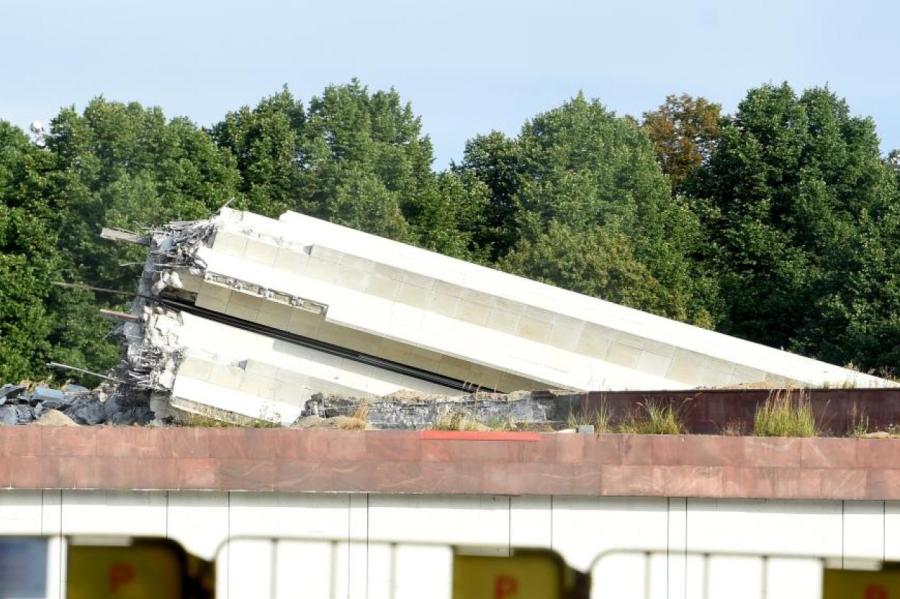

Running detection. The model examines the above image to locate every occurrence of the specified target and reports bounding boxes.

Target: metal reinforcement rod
[46,362,125,384]
[100,228,149,245]
[52,281,133,297]
[157,297,495,394]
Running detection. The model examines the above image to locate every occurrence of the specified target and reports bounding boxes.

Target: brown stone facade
[0,426,897,500]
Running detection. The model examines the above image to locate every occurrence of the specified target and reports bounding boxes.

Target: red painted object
[420,431,541,442]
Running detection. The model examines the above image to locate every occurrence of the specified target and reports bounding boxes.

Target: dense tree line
[1,79,898,383]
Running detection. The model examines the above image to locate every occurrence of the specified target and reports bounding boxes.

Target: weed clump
[847,404,870,438]
[753,389,816,437]
[616,402,683,435]
[567,401,612,433]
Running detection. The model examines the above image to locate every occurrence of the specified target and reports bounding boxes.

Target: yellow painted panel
[453,552,562,599]
[67,542,183,599]
[823,568,900,599]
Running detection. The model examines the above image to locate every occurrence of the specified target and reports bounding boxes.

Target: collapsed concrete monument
[114,208,892,425]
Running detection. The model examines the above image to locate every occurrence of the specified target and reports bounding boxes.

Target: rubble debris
[0,384,26,405]
[32,387,71,411]
[0,406,18,426]
[0,404,34,425]
[0,382,151,427]
[33,387,66,403]
[66,397,107,425]
[299,390,579,430]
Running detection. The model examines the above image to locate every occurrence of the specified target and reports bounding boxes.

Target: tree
[0,123,57,381]
[693,83,900,371]
[454,131,522,260]
[210,88,305,218]
[515,94,714,324]
[888,149,900,178]
[214,80,480,259]
[642,94,721,191]
[500,222,689,318]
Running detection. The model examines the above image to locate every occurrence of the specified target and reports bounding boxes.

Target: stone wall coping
[0,427,896,500]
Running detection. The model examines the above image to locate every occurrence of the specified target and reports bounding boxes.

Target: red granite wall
[0,427,895,500]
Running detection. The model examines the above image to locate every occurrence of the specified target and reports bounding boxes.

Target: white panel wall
[1,491,898,599]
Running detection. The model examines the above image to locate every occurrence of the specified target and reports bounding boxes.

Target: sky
[2,0,899,167]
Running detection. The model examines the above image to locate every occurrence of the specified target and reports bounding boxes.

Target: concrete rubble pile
[99,206,892,427]
[0,383,151,426]
[300,389,581,430]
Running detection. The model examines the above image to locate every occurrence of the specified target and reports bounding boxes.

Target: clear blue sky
[3,0,898,167]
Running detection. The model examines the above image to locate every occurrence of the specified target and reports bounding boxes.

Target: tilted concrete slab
[125,207,893,423]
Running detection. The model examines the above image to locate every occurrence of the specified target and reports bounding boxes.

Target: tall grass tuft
[753,389,816,437]
[616,401,683,435]
[567,400,612,433]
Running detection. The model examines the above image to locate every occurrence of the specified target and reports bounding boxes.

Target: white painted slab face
[159,208,893,394]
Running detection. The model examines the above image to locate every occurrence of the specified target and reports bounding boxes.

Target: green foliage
[0,204,56,382]
[454,131,523,260]
[0,99,242,383]
[210,88,304,217]
[0,123,58,382]
[500,222,703,322]
[692,83,900,371]
[847,405,870,438]
[753,389,817,437]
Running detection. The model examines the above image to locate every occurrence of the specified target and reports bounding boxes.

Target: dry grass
[753,388,816,437]
[330,415,368,430]
[566,401,612,433]
[293,415,367,429]
[179,413,279,428]
[352,400,370,423]
[847,404,870,438]
[616,402,683,435]
[432,408,487,431]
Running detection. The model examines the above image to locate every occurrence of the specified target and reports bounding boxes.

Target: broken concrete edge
[121,217,216,398]
[0,426,896,500]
